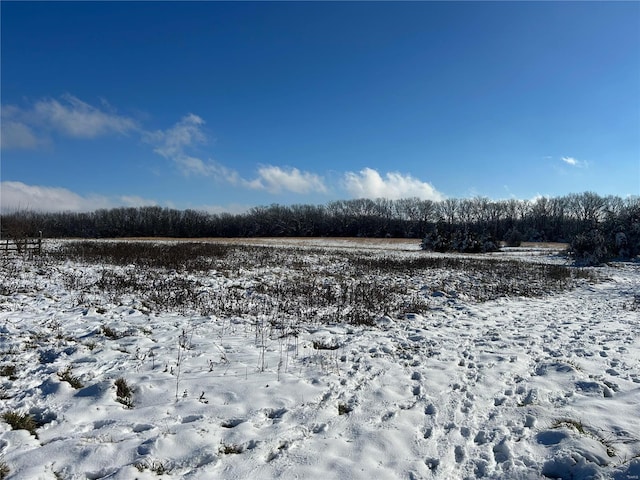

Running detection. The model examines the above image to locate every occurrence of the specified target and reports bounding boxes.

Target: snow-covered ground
[0,239,638,480]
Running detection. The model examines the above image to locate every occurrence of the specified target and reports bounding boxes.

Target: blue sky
[1,1,639,213]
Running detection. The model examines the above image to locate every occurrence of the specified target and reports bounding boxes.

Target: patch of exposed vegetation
[114,377,134,408]
[57,365,84,389]
[2,411,39,436]
[12,240,598,327]
[0,461,9,480]
[135,459,170,475]
[552,418,617,458]
[0,365,17,381]
[52,241,232,272]
[218,443,244,455]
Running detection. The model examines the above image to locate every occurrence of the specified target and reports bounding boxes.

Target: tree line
[1,192,638,261]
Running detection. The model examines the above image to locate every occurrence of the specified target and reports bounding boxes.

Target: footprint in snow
[381,411,396,422]
[492,437,512,464]
[311,423,328,434]
[444,422,456,434]
[425,457,439,470]
[182,414,203,424]
[137,437,155,456]
[132,423,154,433]
[221,418,245,428]
[454,445,465,463]
[474,430,491,445]
[265,407,287,421]
[93,419,116,429]
[473,459,489,478]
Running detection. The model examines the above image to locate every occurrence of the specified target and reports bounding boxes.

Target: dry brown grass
[102,237,570,250]
[113,236,421,250]
[519,241,569,249]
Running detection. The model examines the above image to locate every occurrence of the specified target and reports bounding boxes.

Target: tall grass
[43,240,596,325]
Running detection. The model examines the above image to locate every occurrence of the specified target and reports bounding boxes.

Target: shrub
[57,366,84,389]
[0,365,17,380]
[504,228,523,247]
[114,378,133,408]
[2,411,38,436]
[421,226,451,253]
[53,241,232,272]
[219,443,244,455]
[135,459,170,474]
[626,294,640,311]
[611,228,639,260]
[570,229,609,266]
[422,227,499,253]
[452,229,481,253]
[101,325,120,339]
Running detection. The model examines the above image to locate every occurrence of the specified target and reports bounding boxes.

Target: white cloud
[119,195,159,208]
[0,182,157,213]
[33,94,138,138]
[0,120,42,149]
[1,95,138,149]
[148,114,217,176]
[343,168,444,201]
[247,166,327,194]
[203,162,327,195]
[176,156,215,177]
[561,156,588,168]
[195,203,252,215]
[151,114,205,160]
[208,161,243,185]
[0,181,112,212]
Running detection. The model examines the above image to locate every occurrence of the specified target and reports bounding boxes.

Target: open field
[120,236,425,250]
[0,238,638,479]
[119,237,569,251]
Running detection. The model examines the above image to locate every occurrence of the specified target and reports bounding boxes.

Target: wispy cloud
[343,168,444,201]
[1,110,37,150]
[1,121,42,149]
[147,114,204,173]
[194,203,251,215]
[209,161,243,185]
[1,94,138,149]
[150,114,205,160]
[146,114,227,178]
[34,94,138,138]
[561,156,588,168]
[119,195,160,208]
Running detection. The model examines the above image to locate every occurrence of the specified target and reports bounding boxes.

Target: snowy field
[0,238,638,480]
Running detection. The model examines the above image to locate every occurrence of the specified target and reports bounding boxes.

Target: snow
[0,239,639,479]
